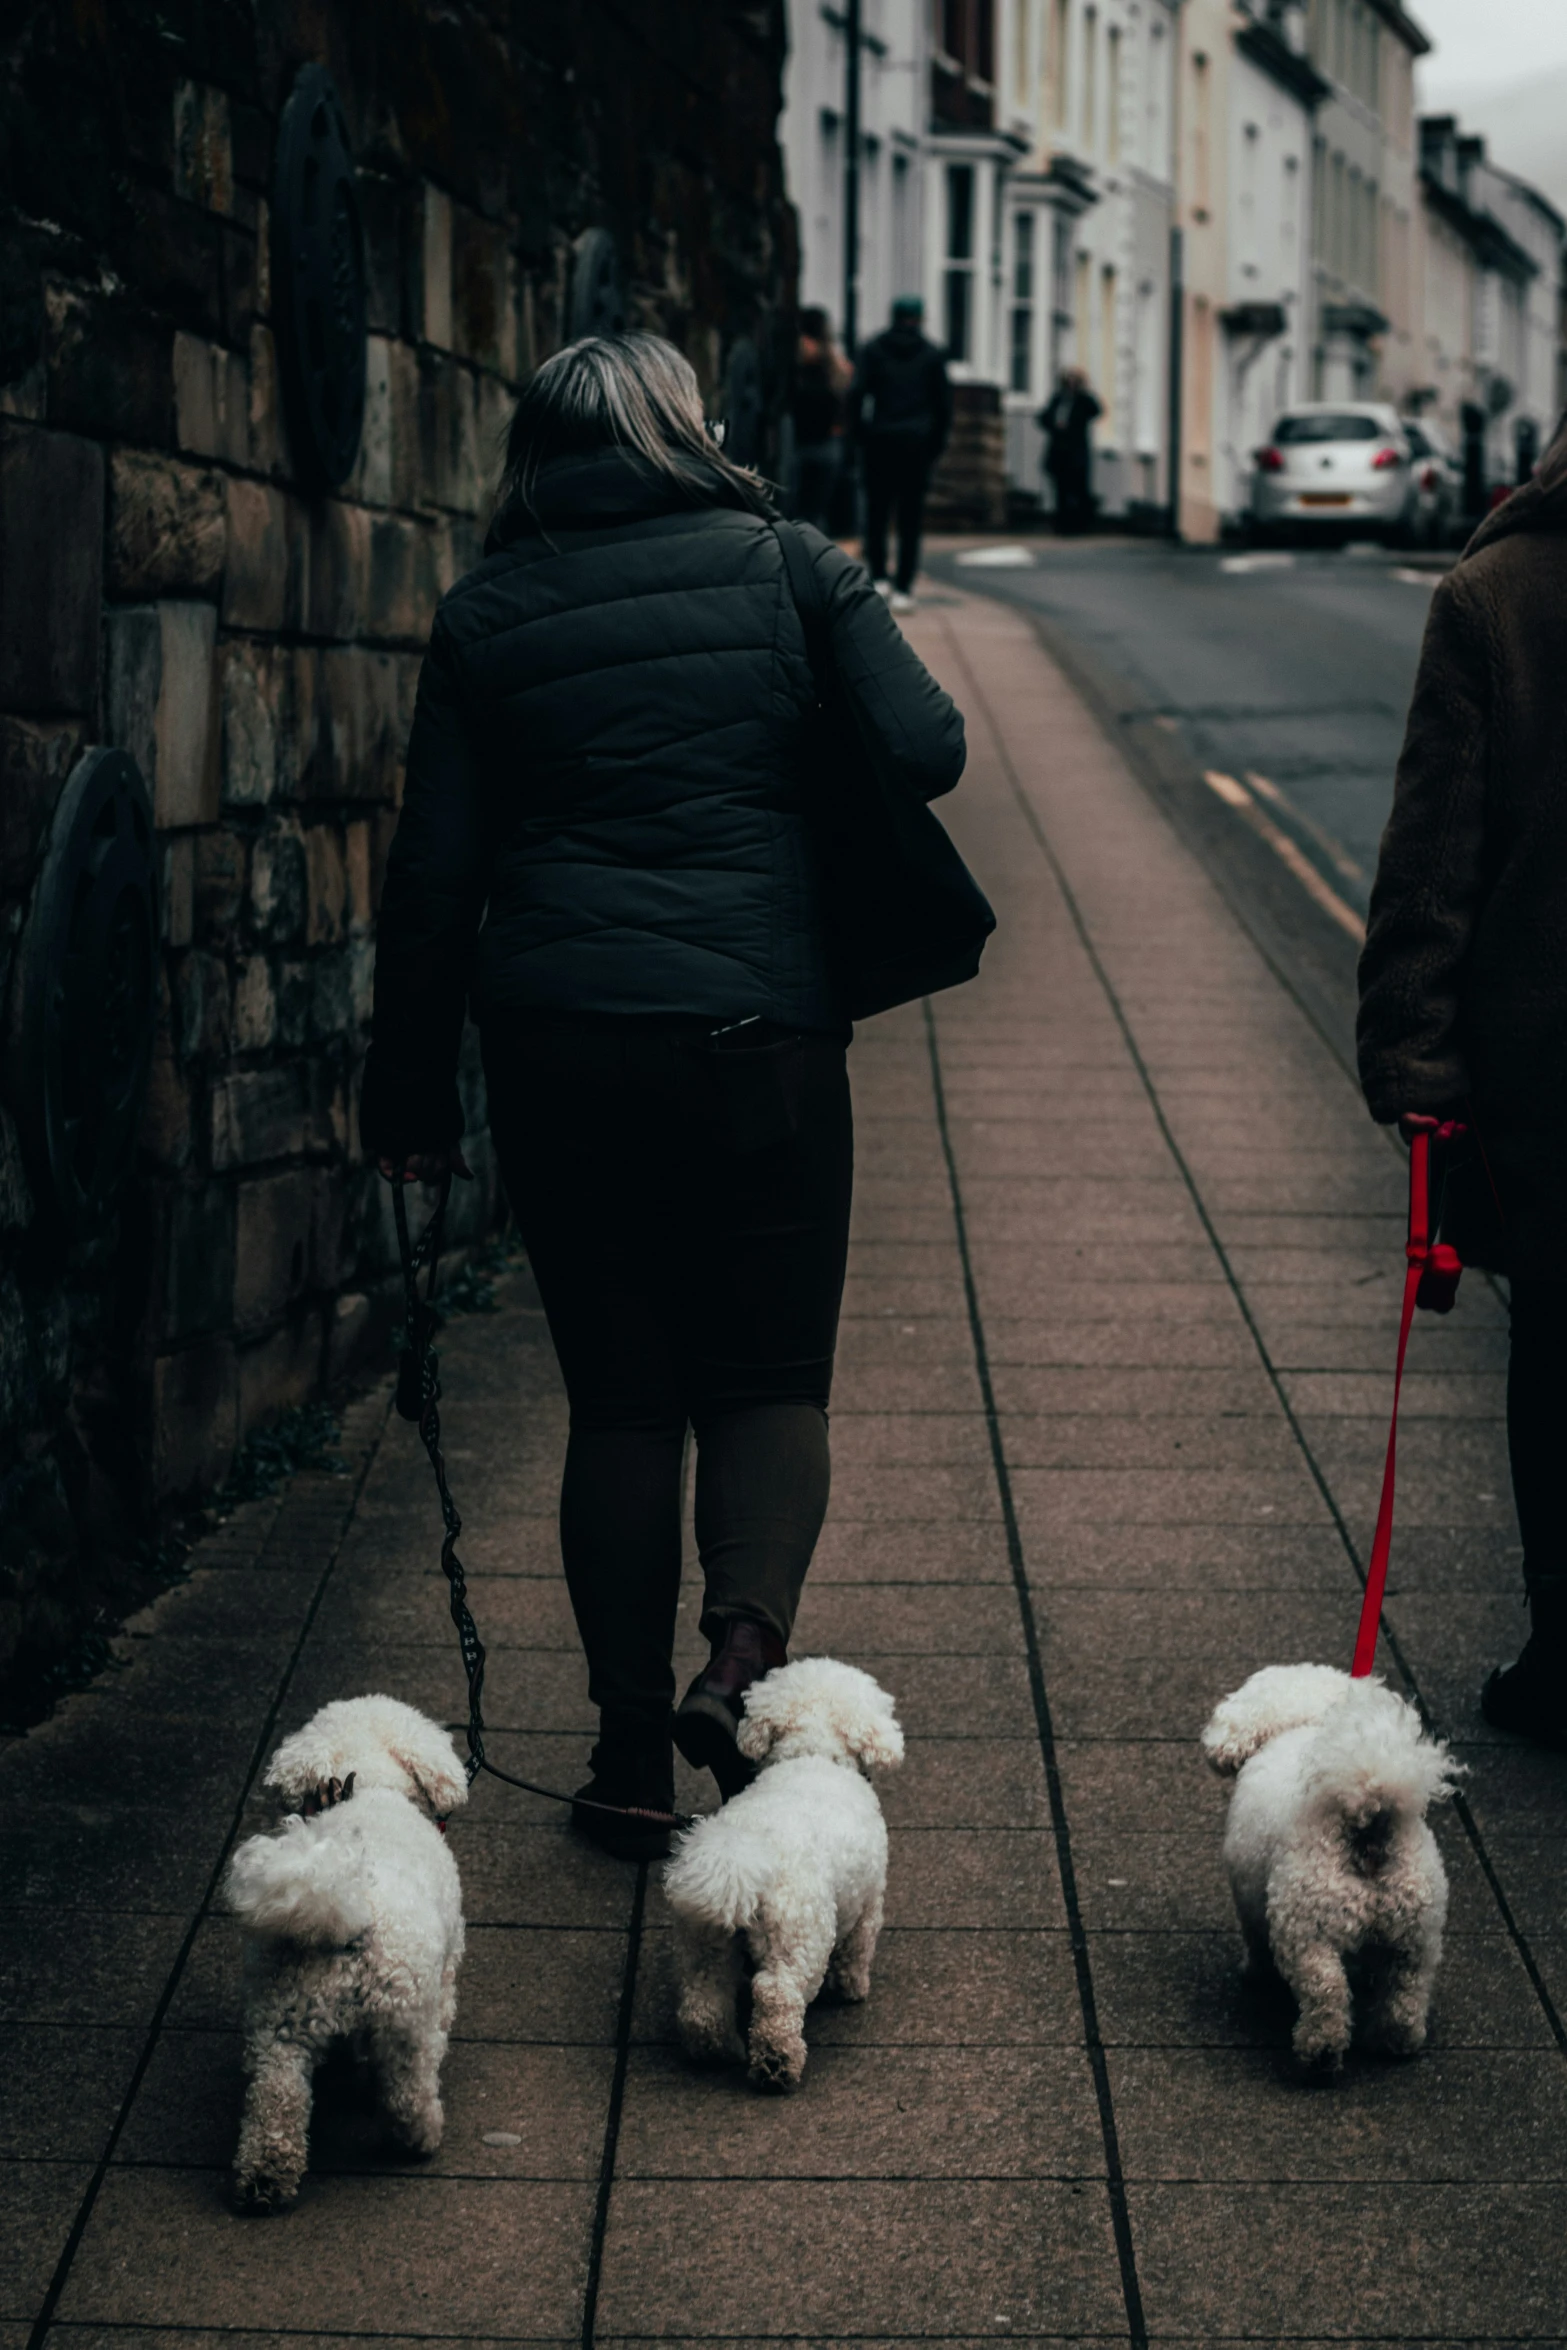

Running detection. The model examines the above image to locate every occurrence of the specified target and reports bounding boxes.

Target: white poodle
[223,1693,469,2210]
[1202,1663,1461,2070]
[663,1657,904,2091]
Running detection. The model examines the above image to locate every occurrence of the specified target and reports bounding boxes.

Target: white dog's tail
[663,1819,765,1935]
[1202,1662,1359,1774]
[1304,1682,1461,1857]
[224,1817,373,1947]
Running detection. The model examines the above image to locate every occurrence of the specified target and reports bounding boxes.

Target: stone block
[476,367,513,497]
[367,511,440,643]
[232,955,275,1052]
[210,1062,329,1170]
[0,717,84,892]
[0,423,104,713]
[238,1309,325,1438]
[421,349,480,512]
[452,206,515,375]
[104,601,220,828]
[172,946,230,1061]
[274,959,311,1050]
[303,826,347,943]
[151,1180,237,1342]
[346,336,393,505]
[193,829,245,941]
[221,476,288,629]
[349,935,375,1025]
[310,947,354,1041]
[161,835,195,948]
[370,804,399,913]
[107,449,225,601]
[218,637,279,807]
[249,821,307,943]
[151,1336,238,1495]
[318,647,400,798]
[172,82,234,216]
[233,1168,320,1330]
[221,218,260,347]
[0,1271,36,1427]
[307,499,370,640]
[345,820,371,934]
[172,331,249,465]
[326,1289,378,1385]
[247,321,284,474]
[387,336,422,508]
[358,172,410,338]
[139,1029,194,1173]
[46,284,173,446]
[422,184,453,348]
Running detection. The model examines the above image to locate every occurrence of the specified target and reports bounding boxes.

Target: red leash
[1351,1117,1466,1677]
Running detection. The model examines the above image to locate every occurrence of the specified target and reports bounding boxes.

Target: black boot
[674,1618,786,1799]
[571,1726,676,1862]
[1481,1579,1567,1752]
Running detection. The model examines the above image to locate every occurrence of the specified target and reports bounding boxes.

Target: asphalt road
[924,533,1443,1075]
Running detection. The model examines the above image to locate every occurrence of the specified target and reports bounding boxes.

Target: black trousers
[483,1016,854,1756]
[1508,1279,1567,1635]
[863,440,930,592]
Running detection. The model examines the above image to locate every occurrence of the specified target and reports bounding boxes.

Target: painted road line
[1244,770,1364,880]
[1219,552,1295,574]
[1392,567,1440,587]
[955,543,1036,567]
[1202,770,1366,944]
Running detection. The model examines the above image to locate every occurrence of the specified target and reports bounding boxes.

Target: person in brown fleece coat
[1359,417,1567,1751]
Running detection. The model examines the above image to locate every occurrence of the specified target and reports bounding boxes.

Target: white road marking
[1202,771,1366,942]
[955,543,1036,567]
[1219,552,1295,573]
[1392,567,1439,587]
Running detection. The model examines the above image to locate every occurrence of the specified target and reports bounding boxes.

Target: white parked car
[1249,404,1420,544]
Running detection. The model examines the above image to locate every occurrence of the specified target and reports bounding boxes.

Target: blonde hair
[497,331,773,519]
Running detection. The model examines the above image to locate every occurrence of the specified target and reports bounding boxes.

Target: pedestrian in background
[361,333,967,1851]
[1358,416,1567,1753]
[790,306,851,532]
[1039,368,1101,535]
[848,294,952,611]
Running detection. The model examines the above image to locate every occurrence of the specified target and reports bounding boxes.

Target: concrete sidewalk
[4,585,1565,2347]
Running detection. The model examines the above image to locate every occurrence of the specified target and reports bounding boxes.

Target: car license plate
[1299,493,1351,506]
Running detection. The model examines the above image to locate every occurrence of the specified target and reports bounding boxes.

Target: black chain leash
[391,1177,694,1834]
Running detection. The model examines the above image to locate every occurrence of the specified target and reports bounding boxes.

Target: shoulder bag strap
[774,518,830,698]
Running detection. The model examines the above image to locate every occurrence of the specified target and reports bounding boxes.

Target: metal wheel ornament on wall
[271,64,367,490]
[568,227,627,342]
[10,748,159,1236]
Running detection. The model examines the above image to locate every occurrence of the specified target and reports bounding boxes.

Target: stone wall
[0,0,794,1689]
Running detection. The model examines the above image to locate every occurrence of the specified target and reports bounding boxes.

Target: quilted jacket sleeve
[799,526,967,803]
[360,619,489,1154]
[1356,569,1491,1123]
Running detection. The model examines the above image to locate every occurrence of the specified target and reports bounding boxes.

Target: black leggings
[1508,1279,1567,1618]
[484,1016,853,1753]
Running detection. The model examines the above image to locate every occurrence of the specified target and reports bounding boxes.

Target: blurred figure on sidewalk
[848,294,952,612]
[1358,417,1567,1754]
[1039,368,1101,535]
[790,307,852,533]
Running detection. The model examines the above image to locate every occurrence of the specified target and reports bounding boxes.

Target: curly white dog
[1202,1663,1460,2070]
[224,1694,468,2210]
[664,1657,904,2091]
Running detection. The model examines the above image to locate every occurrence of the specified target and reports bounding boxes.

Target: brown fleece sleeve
[1356,569,1491,1123]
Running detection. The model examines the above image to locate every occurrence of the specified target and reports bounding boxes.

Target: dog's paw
[1289,2035,1347,2082]
[747,2037,805,2094]
[1361,2014,1428,2059]
[386,2109,443,2159]
[232,2169,300,2214]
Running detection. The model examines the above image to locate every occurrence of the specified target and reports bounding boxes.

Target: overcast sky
[1415,0,1567,107]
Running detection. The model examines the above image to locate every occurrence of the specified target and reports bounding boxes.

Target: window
[1082,8,1097,147]
[1107,25,1121,164]
[1239,122,1259,275]
[1049,0,1070,128]
[1099,263,1116,436]
[1074,246,1091,368]
[891,150,915,298]
[1282,152,1299,274]
[940,0,964,61]
[1275,412,1380,442]
[944,163,975,361]
[1146,20,1167,180]
[1010,210,1036,392]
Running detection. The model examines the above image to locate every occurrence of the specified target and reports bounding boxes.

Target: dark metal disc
[271,64,367,490]
[11,747,159,1236]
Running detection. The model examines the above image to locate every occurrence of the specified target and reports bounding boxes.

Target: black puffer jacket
[361,448,966,1151]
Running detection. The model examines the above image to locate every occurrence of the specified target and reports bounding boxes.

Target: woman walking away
[1358,416,1567,1753]
[361,333,967,1854]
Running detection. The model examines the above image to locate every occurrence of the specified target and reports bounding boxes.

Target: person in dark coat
[790,306,852,532]
[362,332,967,1850]
[1358,418,1567,1751]
[848,295,953,608]
[1038,369,1102,534]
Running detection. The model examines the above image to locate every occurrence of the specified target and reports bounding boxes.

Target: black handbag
[774,521,996,1022]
